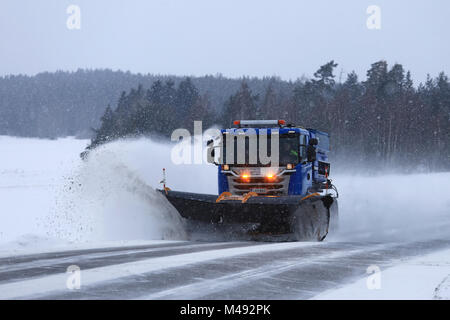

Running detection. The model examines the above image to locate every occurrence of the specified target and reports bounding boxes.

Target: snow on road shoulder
[0,238,183,258]
[330,172,450,242]
[0,137,88,246]
[313,248,450,300]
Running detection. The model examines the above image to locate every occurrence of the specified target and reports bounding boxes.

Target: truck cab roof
[221,127,310,135]
[222,120,320,136]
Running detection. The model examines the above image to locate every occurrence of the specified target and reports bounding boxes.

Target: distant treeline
[88,61,450,172]
[0,69,291,138]
[0,63,449,171]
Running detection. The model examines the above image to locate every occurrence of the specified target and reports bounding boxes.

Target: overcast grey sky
[0,0,449,83]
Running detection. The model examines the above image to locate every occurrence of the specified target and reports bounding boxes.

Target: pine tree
[260,82,278,119]
[223,81,259,125]
[312,60,338,87]
[176,77,200,121]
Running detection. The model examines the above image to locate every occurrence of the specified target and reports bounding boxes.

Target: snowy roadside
[0,238,184,258]
[0,137,88,250]
[313,248,450,300]
[0,136,188,255]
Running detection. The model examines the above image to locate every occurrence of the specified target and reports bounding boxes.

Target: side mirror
[206,140,221,165]
[307,143,317,163]
[309,138,318,146]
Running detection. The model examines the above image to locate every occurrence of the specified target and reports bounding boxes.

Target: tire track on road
[0,242,261,285]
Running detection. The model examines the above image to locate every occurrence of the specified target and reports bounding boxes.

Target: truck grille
[227,174,290,195]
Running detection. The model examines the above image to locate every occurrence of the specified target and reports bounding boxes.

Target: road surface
[1,239,450,299]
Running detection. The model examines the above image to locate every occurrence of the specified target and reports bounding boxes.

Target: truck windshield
[222,133,300,166]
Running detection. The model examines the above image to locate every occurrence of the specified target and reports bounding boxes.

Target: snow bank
[330,173,450,242]
[0,137,87,246]
[313,248,450,300]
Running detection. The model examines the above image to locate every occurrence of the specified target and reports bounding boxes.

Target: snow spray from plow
[51,139,189,242]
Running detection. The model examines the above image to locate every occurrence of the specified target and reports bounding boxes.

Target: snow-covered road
[1,239,450,299]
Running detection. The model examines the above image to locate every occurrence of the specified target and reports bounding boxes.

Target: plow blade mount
[160,190,337,241]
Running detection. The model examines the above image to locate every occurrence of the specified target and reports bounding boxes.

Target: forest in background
[0,62,449,172]
[0,70,290,138]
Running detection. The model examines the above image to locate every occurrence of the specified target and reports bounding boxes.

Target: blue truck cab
[216,120,331,198]
[162,119,337,241]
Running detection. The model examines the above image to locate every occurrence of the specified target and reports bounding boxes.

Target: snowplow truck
[161,120,338,241]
